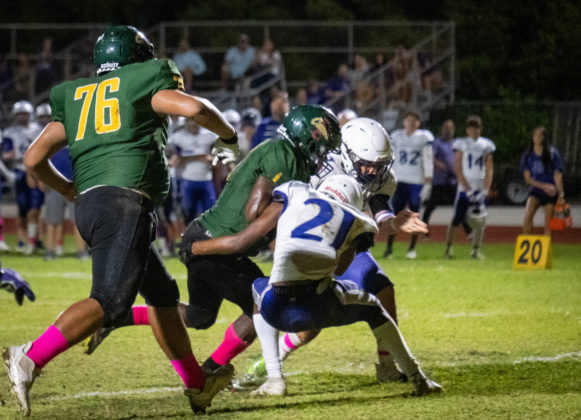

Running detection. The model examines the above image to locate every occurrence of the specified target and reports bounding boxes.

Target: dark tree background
[2,0,580,100]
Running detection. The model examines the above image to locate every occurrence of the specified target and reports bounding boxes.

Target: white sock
[278,333,303,361]
[252,314,283,378]
[372,321,421,377]
[28,223,38,244]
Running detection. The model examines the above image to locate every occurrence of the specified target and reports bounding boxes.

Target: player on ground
[445,115,495,259]
[239,117,428,388]
[84,105,342,375]
[384,109,433,259]
[3,25,238,416]
[188,175,442,396]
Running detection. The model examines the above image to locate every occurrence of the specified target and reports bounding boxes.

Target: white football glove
[211,134,239,166]
[420,184,432,203]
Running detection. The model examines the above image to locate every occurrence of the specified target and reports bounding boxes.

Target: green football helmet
[93,25,155,75]
[278,105,341,172]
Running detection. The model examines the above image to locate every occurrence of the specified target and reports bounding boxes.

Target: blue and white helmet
[12,100,34,116]
[317,173,364,210]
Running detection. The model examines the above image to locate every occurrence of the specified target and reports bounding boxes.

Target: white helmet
[222,109,241,130]
[340,117,394,192]
[12,100,34,116]
[241,107,262,127]
[466,194,487,229]
[35,103,51,117]
[317,174,364,210]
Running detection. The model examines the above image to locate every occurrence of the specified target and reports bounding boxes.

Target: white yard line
[42,351,581,401]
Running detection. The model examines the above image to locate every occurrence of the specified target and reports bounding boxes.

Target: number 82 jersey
[269,181,378,285]
[49,59,184,204]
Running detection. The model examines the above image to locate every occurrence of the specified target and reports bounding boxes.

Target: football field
[1,242,580,419]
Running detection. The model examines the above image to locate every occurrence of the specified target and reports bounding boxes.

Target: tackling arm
[245,176,275,223]
[23,122,75,202]
[191,202,283,255]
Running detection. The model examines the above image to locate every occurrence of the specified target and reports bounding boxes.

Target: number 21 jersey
[49,59,183,204]
[269,181,377,284]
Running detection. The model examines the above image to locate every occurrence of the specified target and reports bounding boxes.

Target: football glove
[211,134,239,166]
[0,268,35,305]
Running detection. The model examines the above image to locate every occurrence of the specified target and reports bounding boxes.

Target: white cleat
[0,240,10,252]
[55,245,64,257]
[24,244,35,256]
[470,249,485,260]
[405,249,417,259]
[250,377,287,396]
[444,247,454,259]
[3,343,40,416]
[185,364,235,414]
[375,362,407,383]
[411,372,443,396]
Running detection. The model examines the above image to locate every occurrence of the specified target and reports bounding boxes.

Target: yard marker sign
[513,235,552,269]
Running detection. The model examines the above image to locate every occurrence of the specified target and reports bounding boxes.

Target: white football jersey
[269,181,377,285]
[311,151,397,224]
[168,127,217,182]
[390,128,434,184]
[2,124,39,171]
[453,136,496,191]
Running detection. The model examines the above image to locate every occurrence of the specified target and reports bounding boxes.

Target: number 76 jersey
[49,59,183,204]
[269,181,378,285]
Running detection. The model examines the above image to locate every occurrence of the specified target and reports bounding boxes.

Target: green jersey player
[3,25,238,416]
[86,104,342,377]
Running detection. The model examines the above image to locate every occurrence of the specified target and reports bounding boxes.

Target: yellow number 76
[74,78,121,141]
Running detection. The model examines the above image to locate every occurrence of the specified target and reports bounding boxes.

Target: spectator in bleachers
[35,37,58,95]
[294,87,308,106]
[306,80,325,104]
[239,107,261,156]
[173,36,206,93]
[521,126,565,236]
[393,45,413,103]
[168,119,218,224]
[252,39,282,88]
[221,33,256,90]
[251,91,289,149]
[324,63,352,110]
[12,54,33,100]
[350,53,370,84]
[0,55,12,86]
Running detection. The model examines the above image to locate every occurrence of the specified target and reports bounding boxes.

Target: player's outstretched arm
[245,176,275,223]
[390,210,429,235]
[0,268,36,305]
[24,122,75,202]
[191,202,283,255]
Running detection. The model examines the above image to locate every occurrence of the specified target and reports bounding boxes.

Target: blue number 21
[291,198,355,250]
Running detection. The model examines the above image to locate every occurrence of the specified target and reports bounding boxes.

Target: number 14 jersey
[49,59,183,204]
[269,181,377,285]
[452,136,496,192]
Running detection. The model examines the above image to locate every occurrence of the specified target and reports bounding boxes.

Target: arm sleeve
[368,194,394,224]
[154,59,185,93]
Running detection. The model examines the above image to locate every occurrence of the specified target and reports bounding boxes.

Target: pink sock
[26,325,69,369]
[284,333,301,350]
[171,354,205,390]
[210,324,252,366]
[132,306,150,325]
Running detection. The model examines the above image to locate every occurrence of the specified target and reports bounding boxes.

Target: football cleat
[405,249,417,259]
[382,249,393,259]
[444,247,453,260]
[410,372,443,396]
[250,377,287,396]
[375,362,408,383]
[470,249,485,260]
[83,327,115,355]
[185,364,235,413]
[0,240,10,252]
[3,343,41,416]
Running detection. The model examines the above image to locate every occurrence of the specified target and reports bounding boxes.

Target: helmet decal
[310,117,329,141]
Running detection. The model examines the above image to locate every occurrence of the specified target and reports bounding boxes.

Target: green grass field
[1,242,580,419]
